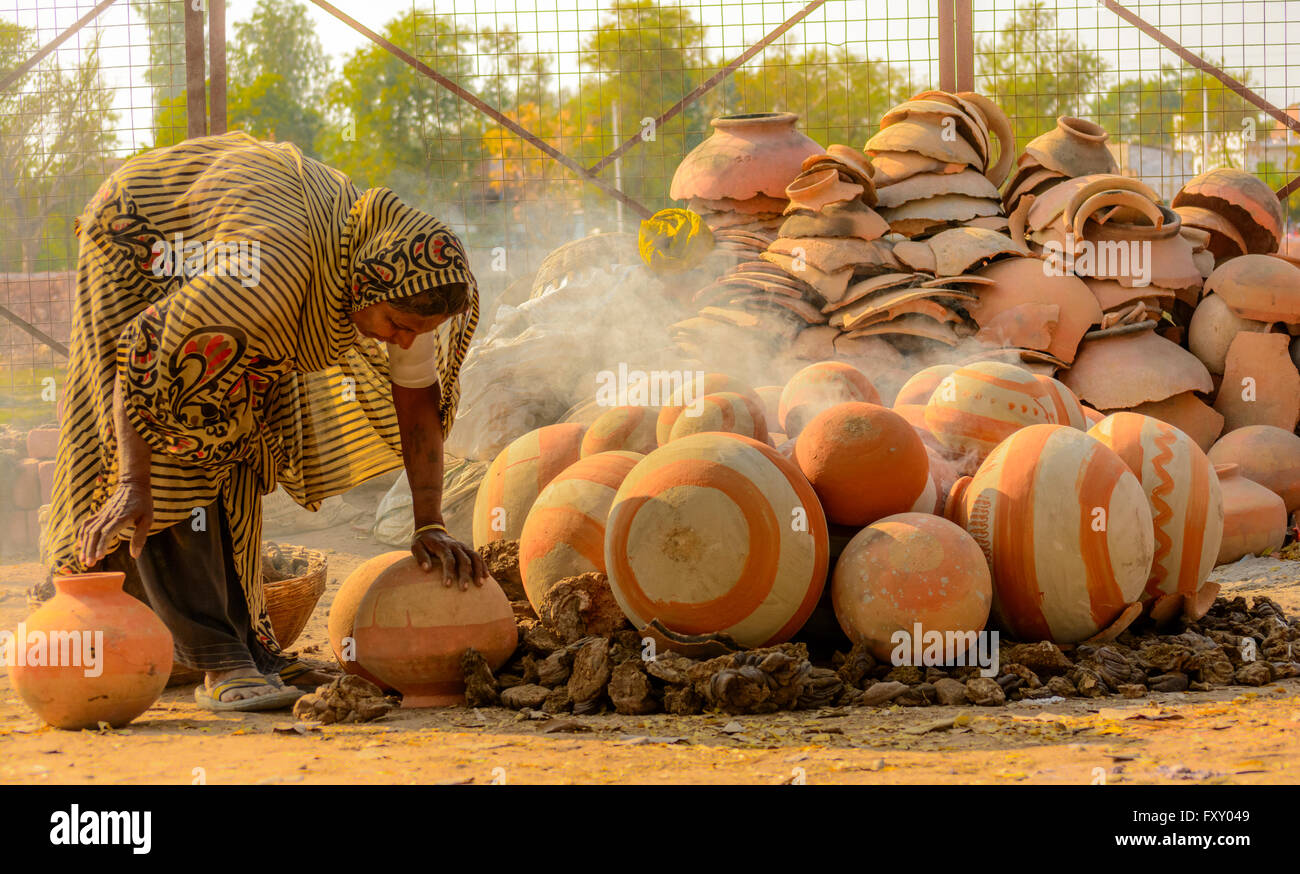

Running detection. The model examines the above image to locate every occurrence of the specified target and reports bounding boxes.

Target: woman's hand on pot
[77,479,153,567]
[411,526,486,591]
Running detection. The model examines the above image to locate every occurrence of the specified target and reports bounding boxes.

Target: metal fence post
[185,0,207,139]
[210,0,227,135]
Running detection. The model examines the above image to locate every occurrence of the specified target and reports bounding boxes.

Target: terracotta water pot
[581,406,659,456]
[1023,117,1119,178]
[923,360,1055,467]
[893,364,958,407]
[1088,413,1224,617]
[1035,374,1088,429]
[472,423,585,547]
[1174,168,1285,254]
[794,402,929,526]
[1123,391,1225,453]
[328,552,407,690]
[604,432,829,649]
[520,451,642,611]
[655,373,758,445]
[1187,293,1266,375]
[670,112,823,203]
[667,391,768,444]
[831,513,991,662]
[1213,332,1300,433]
[1213,464,1286,565]
[1203,254,1300,323]
[971,256,1101,364]
[777,361,881,437]
[954,425,1152,643]
[1207,425,1300,513]
[1061,328,1213,410]
[353,556,517,707]
[10,572,172,730]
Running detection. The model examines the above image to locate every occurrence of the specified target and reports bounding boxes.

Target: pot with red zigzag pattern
[831,513,992,662]
[667,391,769,444]
[1035,374,1088,430]
[656,373,758,445]
[353,555,517,707]
[923,361,1056,471]
[795,402,929,526]
[581,405,659,456]
[604,432,829,649]
[1088,413,1224,621]
[519,451,643,611]
[473,423,585,547]
[778,361,881,438]
[952,424,1153,643]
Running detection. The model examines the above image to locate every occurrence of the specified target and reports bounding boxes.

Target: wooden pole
[209,0,227,134]
[185,0,207,139]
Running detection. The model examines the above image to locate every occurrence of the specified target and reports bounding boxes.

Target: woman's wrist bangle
[413,522,448,538]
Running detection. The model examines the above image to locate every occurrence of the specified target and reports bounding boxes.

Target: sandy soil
[2,526,1299,785]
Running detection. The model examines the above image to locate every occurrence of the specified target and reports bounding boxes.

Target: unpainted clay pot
[1023,117,1119,178]
[1174,205,1248,262]
[519,451,642,611]
[1061,328,1213,411]
[972,256,1101,364]
[1213,332,1300,433]
[1187,293,1266,374]
[794,402,930,526]
[1174,168,1285,255]
[954,425,1152,643]
[1088,413,1224,614]
[831,513,991,662]
[1207,425,1300,514]
[10,573,173,730]
[670,112,823,202]
[605,433,829,649]
[581,406,658,456]
[472,423,585,547]
[328,552,408,689]
[777,361,881,437]
[353,556,517,707]
[1204,254,1300,323]
[1213,464,1286,565]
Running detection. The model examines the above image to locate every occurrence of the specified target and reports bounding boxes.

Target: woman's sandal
[194,676,305,712]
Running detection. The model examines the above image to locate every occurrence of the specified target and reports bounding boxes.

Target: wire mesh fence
[0,0,1297,427]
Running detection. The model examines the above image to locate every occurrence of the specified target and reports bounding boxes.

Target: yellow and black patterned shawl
[45,131,478,656]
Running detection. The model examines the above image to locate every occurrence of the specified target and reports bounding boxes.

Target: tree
[0,21,117,271]
[976,1,1108,149]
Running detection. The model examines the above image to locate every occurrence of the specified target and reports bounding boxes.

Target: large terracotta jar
[10,572,172,730]
[1207,424,1300,514]
[669,112,823,203]
[327,551,407,689]
[1214,464,1287,565]
[352,556,517,707]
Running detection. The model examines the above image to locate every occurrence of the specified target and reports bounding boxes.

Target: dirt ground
[2,524,1299,786]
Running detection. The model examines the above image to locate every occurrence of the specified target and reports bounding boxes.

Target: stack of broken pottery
[1003,116,1119,213]
[865,90,1014,236]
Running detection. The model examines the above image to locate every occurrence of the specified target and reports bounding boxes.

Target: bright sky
[5,0,1299,150]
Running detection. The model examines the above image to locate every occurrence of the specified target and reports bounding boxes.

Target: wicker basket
[262,542,327,649]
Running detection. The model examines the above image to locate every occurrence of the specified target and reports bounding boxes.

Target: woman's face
[350,301,448,349]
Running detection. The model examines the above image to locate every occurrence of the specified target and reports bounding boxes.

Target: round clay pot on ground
[604,432,829,649]
[519,450,642,611]
[667,391,768,444]
[1203,254,1300,322]
[778,361,881,437]
[1187,293,1266,374]
[1035,374,1088,429]
[1213,331,1300,433]
[1207,425,1300,513]
[353,556,517,707]
[953,424,1153,643]
[581,406,659,456]
[893,364,957,407]
[670,112,823,203]
[794,402,929,526]
[923,360,1055,468]
[472,423,585,547]
[655,373,758,445]
[10,572,172,730]
[1213,464,1287,565]
[831,513,992,662]
[1088,413,1224,619]
[328,551,408,689]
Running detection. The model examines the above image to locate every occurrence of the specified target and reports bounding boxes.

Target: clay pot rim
[53,572,127,596]
[711,111,799,130]
[1057,116,1108,142]
[1214,462,1239,477]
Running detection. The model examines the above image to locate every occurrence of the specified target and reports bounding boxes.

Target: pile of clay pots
[0,424,59,560]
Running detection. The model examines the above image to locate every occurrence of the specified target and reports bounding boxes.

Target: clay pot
[328,553,405,690]
[1214,332,1300,433]
[893,364,957,406]
[519,451,642,610]
[1174,205,1248,262]
[353,556,517,707]
[971,257,1101,363]
[1035,374,1088,429]
[954,425,1152,643]
[784,167,865,212]
[1061,328,1213,410]
[472,423,585,547]
[831,513,992,662]
[667,391,769,444]
[1187,293,1266,374]
[777,361,881,437]
[1088,413,1224,614]
[794,402,929,526]
[605,432,829,648]
[1204,254,1300,323]
[1174,167,1285,254]
[1207,425,1300,513]
[10,573,172,730]
[655,373,758,445]
[923,361,1056,467]
[1213,464,1286,565]
[670,112,823,203]
[1123,391,1225,453]
[881,99,990,165]
[581,406,659,456]
[1023,117,1119,178]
